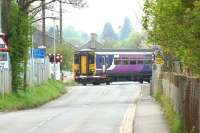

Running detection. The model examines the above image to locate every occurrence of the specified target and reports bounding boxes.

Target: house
[80,33,104,50]
[32,28,59,48]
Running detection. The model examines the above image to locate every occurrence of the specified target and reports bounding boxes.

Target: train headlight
[89,69,95,75]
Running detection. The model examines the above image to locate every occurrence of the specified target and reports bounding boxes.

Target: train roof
[74,48,154,55]
[93,48,154,52]
[78,49,94,52]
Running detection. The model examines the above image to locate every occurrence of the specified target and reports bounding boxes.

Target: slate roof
[80,33,104,50]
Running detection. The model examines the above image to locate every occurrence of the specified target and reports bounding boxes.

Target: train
[73,49,154,85]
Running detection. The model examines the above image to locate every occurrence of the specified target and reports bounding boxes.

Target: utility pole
[53,17,56,79]
[59,0,63,44]
[42,0,46,47]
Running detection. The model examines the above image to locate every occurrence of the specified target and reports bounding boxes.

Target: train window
[130,60,136,65]
[122,60,129,65]
[74,55,79,64]
[89,54,94,64]
[137,60,143,64]
[102,56,105,65]
[143,60,152,64]
[114,59,120,65]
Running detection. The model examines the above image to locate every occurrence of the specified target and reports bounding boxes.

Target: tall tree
[102,22,117,41]
[2,0,86,91]
[120,17,132,40]
[143,0,200,75]
[1,0,11,34]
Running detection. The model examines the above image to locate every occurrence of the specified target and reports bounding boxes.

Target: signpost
[33,48,46,64]
[0,52,8,68]
[155,57,164,65]
[33,48,45,58]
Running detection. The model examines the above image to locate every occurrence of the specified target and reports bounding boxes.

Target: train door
[102,56,106,73]
[80,55,87,75]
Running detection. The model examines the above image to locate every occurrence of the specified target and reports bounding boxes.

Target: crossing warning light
[48,53,63,63]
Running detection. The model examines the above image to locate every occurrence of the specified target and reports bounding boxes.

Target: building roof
[80,33,104,50]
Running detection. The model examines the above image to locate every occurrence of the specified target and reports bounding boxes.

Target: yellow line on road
[120,103,137,133]
[120,90,141,133]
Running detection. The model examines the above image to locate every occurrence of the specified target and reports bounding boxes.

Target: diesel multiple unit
[73,49,154,85]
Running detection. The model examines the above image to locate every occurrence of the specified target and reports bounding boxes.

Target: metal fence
[152,64,200,133]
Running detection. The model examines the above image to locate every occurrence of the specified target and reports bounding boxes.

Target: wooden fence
[152,64,200,133]
[0,57,51,93]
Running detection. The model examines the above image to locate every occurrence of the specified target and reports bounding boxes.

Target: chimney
[90,33,97,49]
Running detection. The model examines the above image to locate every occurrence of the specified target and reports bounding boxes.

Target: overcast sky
[44,0,144,34]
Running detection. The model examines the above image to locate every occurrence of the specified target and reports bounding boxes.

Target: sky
[44,0,144,34]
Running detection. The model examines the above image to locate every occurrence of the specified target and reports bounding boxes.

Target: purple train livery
[73,49,154,85]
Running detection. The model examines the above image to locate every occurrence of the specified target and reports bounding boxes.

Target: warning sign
[155,58,164,65]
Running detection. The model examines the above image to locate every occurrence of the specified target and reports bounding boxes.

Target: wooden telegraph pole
[42,0,46,47]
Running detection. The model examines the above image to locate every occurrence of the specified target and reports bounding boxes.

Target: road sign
[33,48,45,58]
[0,52,8,68]
[155,57,164,65]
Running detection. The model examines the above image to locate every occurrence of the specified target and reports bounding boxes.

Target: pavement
[134,84,170,133]
[0,82,141,133]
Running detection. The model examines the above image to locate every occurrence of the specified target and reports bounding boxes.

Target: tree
[119,17,132,40]
[1,0,11,34]
[102,22,117,41]
[48,43,74,70]
[113,31,146,49]
[101,22,117,48]
[2,0,87,91]
[6,1,32,91]
[143,0,200,75]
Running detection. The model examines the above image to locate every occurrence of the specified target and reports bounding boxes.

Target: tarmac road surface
[0,82,142,133]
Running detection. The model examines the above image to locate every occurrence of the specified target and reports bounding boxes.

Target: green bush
[0,80,66,111]
[154,91,184,133]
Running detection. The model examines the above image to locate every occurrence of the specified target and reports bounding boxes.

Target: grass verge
[64,79,77,86]
[0,80,66,112]
[154,91,184,133]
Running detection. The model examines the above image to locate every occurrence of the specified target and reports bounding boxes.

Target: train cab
[73,49,109,85]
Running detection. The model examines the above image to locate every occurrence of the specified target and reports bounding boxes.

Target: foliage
[102,22,118,41]
[48,43,74,70]
[154,91,184,133]
[0,80,65,112]
[119,17,132,40]
[61,26,89,45]
[113,31,147,49]
[143,0,200,74]
[7,1,32,91]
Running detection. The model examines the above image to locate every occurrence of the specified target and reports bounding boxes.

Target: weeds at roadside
[154,91,184,133]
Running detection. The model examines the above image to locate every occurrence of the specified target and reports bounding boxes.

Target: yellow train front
[73,49,109,85]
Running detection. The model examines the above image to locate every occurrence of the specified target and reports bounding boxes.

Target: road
[0,82,142,133]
